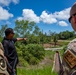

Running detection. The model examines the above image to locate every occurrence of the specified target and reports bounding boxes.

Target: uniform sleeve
[12,38,17,43]
[2,41,9,58]
[0,42,4,50]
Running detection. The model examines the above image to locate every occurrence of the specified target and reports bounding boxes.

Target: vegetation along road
[44,47,63,51]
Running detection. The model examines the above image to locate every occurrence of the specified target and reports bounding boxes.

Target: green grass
[17,66,57,75]
[45,50,55,60]
[17,50,58,75]
[17,50,64,75]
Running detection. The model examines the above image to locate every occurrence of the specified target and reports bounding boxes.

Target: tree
[33,25,40,36]
[14,20,43,44]
[0,24,8,37]
[58,30,76,40]
[14,20,35,37]
[53,35,58,47]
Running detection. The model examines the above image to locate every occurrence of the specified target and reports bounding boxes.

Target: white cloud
[17,7,70,26]
[12,0,19,4]
[17,17,23,21]
[0,6,13,20]
[40,11,57,24]
[0,0,10,6]
[54,8,71,20]
[58,21,68,26]
[18,9,40,23]
[0,0,19,6]
[40,8,70,24]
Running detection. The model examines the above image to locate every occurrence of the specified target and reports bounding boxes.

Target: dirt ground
[42,43,59,48]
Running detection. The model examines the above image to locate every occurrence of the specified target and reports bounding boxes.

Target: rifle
[12,57,17,75]
[6,58,17,75]
[52,51,63,75]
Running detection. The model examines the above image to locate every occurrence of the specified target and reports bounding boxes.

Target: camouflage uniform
[0,42,9,75]
[62,39,76,75]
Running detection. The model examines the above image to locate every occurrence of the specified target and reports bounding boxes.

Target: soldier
[0,42,9,75]
[2,28,27,75]
[62,2,76,75]
[52,2,76,75]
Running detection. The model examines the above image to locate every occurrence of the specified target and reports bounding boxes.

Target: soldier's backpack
[0,42,9,75]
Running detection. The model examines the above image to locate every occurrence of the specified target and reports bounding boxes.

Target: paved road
[44,47,63,51]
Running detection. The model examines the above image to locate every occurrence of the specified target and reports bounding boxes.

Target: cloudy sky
[0,0,76,33]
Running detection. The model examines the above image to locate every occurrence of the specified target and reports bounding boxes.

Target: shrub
[22,44,45,65]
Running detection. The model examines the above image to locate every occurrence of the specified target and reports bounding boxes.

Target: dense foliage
[16,43,45,65]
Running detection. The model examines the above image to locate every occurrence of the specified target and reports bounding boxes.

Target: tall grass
[17,50,58,75]
[17,66,57,75]
[17,50,63,75]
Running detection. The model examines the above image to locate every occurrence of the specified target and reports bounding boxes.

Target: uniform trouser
[8,68,17,75]
[62,59,76,75]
